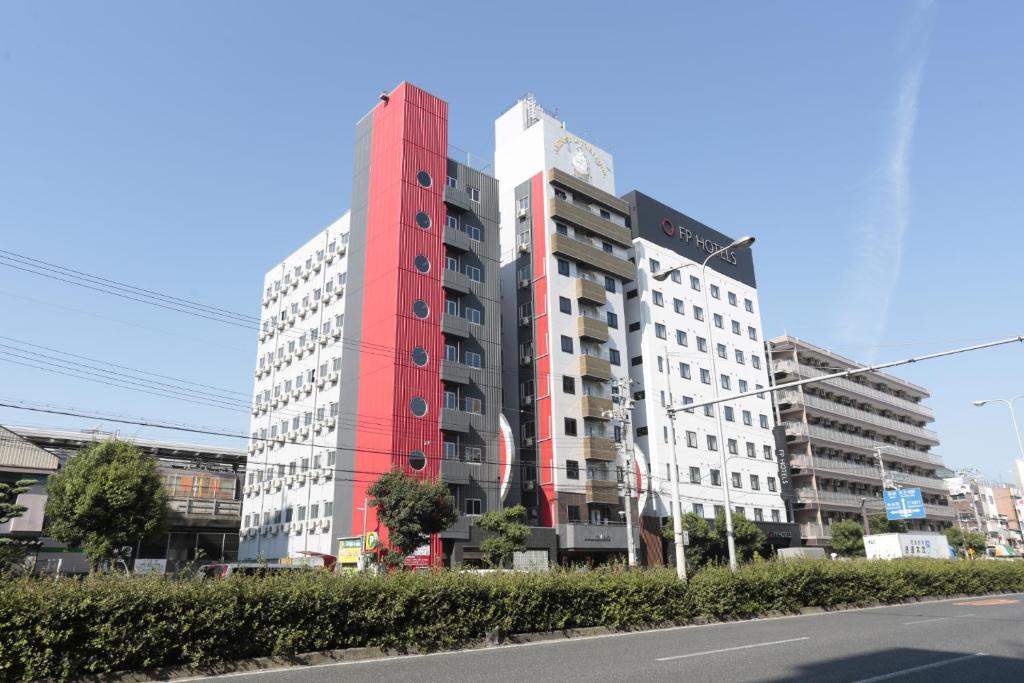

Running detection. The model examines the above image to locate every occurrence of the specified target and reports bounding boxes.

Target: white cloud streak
[833,5,934,359]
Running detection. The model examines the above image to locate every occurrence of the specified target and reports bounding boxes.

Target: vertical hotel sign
[772,425,795,518]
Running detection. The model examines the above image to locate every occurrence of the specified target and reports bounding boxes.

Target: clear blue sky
[1,2,1022,482]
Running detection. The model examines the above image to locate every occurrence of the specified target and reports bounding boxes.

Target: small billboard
[884,488,926,520]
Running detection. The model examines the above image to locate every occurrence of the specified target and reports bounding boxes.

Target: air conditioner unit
[280,394,290,404]
[285,475,295,486]
[290,280,299,289]
[319,336,329,346]
[271,292,279,302]
[331,329,342,339]
[277,320,286,330]
[317,378,326,389]
[519,315,531,326]
[263,481,272,492]
[314,423,324,433]
[256,442,265,452]
[321,468,333,481]
[310,302,319,313]
[300,427,310,438]
[262,296,271,307]
[313,262,322,273]
[328,372,339,383]
[325,253,335,264]
[259,331,267,342]
[520,353,533,365]
[320,519,331,531]
[518,277,530,289]
[326,417,336,429]
[271,399,280,409]
[291,389,301,399]
[260,526,269,536]
[521,395,534,406]
[338,244,347,255]
[302,270,311,280]
[307,520,318,531]
[288,317,296,327]
[524,436,535,447]
[304,384,313,395]
[275,435,285,445]
[273,479,282,490]
[266,327,275,338]
[305,342,316,353]
[273,360,283,370]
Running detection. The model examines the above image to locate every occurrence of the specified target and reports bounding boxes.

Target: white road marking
[903,616,950,625]
[655,636,810,662]
[851,653,987,682]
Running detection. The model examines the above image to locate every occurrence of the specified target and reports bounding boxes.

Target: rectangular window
[676,330,688,346]
[771,509,781,522]
[720,374,731,390]
[564,418,578,436]
[563,376,576,394]
[466,186,480,202]
[689,466,701,484]
[728,291,737,306]
[465,265,481,282]
[767,477,778,492]
[444,441,457,460]
[679,362,691,379]
[731,320,741,335]
[626,289,638,299]
[561,335,573,353]
[649,258,661,272]
[748,326,758,341]
[713,313,723,329]
[465,307,482,324]
[724,406,735,422]
[557,222,569,236]
[602,241,613,253]
[606,311,618,328]
[690,275,701,291]
[693,305,704,321]
[750,475,760,491]
[707,435,718,451]
[604,276,617,292]
[700,368,711,384]
[566,460,580,479]
[693,503,705,517]
[764,445,774,460]
[465,498,482,515]
[738,379,748,392]
[447,214,459,229]
[655,323,667,339]
[628,321,641,332]
[558,259,570,276]
[754,508,764,522]
[465,224,482,241]
[448,175,458,188]
[742,410,752,426]
[746,442,756,458]
[686,430,697,448]
[609,349,621,365]
[752,355,762,370]
[464,397,482,414]
[464,351,482,368]
[760,414,770,429]
[744,298,754,313]
[567,505,581,522]
[710,469,721,486]
[465,447,482,463]
[732,472,742,489]
[653,290,664,307]
[697,337,707,352]
[673,298,685,314]
[559,296,572,314]
[727,438,738,455]
[717,343,728,360]
[714,505,725,518]
[710,284,720,299]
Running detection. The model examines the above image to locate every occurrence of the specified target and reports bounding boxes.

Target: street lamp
[972,396,1024,460]
[657,235,756,572]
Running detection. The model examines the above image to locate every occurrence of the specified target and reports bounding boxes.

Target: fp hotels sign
[659,218,742,266]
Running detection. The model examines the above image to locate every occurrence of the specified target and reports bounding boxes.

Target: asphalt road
[181,594,1024,682]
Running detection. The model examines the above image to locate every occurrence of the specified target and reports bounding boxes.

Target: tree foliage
[367,470,457,564]
[661,511,766,568]
[945,527,988,556]
[869,511,907,534]
[0,478,37,575]
[830,520,865,557]
[476,505,529,568]
[44,440,166,569]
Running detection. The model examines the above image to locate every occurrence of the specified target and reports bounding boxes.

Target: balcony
[790,455,882,483]
[444,185,472,211]
[550,233,635,281]
[440,359,475,385]
[575,278,606,305]
[439,515,473,540]
[547,167,631,215]
[442,269,473,295]
[557,521,636,551]
[577,316,609,343]
[793,488,884,510]
[581,395,613,420]
[579,354,612,381]
[781,421,943,466]
[776,390,939,445]
[549,197,632,248]
[773,360,934,420]
[585,479,620,505]
[583,436,617,461]
[165,498,241,528]
[440,408,471,434]
[443,225,474,253]
[442,313,472,338]
[799,523,833,541]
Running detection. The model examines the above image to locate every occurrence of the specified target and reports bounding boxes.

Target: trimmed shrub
[0,559,1020,681]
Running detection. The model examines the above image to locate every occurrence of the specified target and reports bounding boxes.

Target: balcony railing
[793,488,884,509]
[583,436,617,461]
[773,360,934,420]
[167,498,240,519]
[799,523,833,540]
[790,455,948,492]
[777,390,938,444]
[575,278,606,305]
[579,354,612,381]
[581,395,613,420]
[781,421,943,466]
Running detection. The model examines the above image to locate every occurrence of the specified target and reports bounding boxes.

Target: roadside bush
[0,559,1020,681]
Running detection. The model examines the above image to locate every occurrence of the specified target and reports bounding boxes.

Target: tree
[869,511,907,534]
[0,478,37,575]
[661,512,714,569]
[830,520,865,557]
[661,511,765,568]
[476,505,529,568]
[45,440,166,570]
[367,470,457,567]
[946,527,987,557]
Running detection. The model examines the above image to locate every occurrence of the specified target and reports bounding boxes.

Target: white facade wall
[239,214,350,561]
[628,239,787,524]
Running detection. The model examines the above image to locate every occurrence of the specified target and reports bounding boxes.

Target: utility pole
[663,347,687,581]
[607,378,637,568]
[860,498,870,536]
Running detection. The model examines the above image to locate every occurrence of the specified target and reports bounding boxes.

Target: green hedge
[1,560,1021,681]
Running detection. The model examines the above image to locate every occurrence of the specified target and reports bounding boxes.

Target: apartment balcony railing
[777,390,938,444]
[549,197,633,248]
[583,436,617,461]
[577,316,609,343]
[773,360,934,420]
[443,225,474,253]
[799,523,833,540]
[585,479,620,505]
[781,421,943,466]
[793,488,884,509]
[550,232,635,281]
[579,354,612,381]
[166,498,241,523]
[790,455,947,493]
[575,278,606,306]
[581,395,613,420]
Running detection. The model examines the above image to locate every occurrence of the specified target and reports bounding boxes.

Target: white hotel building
[496,96,794,564]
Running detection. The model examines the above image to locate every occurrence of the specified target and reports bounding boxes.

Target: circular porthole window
[416,170,432,188]
[409,396,428,417]
[408,450,426,471]
[415,211,431,229]
[414,254,430,273]
[412,299,429,319]
[411,347,428,367]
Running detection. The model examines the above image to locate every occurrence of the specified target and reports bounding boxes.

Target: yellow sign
[338,537,362,564]
[364,531,379,551]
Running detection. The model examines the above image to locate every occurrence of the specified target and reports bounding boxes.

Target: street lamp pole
[973,396,1024,461]
[664,346,687,581]
[656,235,755,573]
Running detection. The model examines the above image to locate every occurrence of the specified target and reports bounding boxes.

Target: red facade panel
[530,172,556,528]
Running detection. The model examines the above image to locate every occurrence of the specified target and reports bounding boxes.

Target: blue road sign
[884,488,926,520]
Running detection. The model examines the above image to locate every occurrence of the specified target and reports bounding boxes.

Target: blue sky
[1,2,1022,482]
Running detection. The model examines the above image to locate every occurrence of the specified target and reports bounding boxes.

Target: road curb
[85,591,1019,682]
